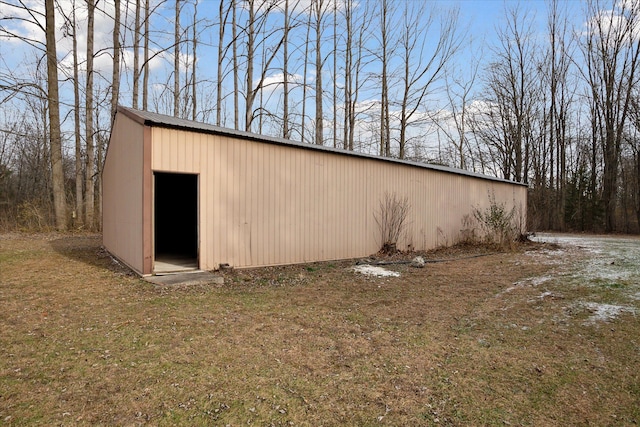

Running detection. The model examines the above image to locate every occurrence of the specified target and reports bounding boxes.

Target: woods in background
[1,0,640,234]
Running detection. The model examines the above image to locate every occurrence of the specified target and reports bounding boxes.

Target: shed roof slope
[116,105,525,186]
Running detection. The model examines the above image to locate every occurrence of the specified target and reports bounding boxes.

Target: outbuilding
[103,106,527,276]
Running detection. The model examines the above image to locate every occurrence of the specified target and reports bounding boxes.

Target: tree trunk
[636,151,640,229]
[46,0,67,230]
[133,0,141,109]
[342,0,351,150]
[174,0,180,117]
[216,0,226,126]
[142,0,149,110]
[85,0,96,229]
[232,0,239,130]
[245,0,255,132]
[283,0,290,139]
[72,2,83,228]
[380,0,390,157]
[332,0,337,148]
[314,0,324,145]
[584,0,640,232]
[111,0,120,125]
[192,0,198,121]
[301,8,311,143]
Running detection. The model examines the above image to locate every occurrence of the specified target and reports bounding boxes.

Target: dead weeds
[0,234,638,426]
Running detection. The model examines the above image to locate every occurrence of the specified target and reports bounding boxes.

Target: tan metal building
[103,106,527,276]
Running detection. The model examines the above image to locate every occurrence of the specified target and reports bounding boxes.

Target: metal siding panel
[317,152,325,261]
[269,144,278,265]
[169,129,177,170]
[239,138,249,267]
[262,142,271,266]
[206,135,216,268]
[103,113,145,274]
[335,155,344,257]
[229,138,238,266]
[250,141,260,267]
[257,143,265,266]
[271,145,278,265]
[185,132,194,171]
[143,124,527,269]
[218,135,228,266]
[293,147,303,263]
[282,146,290,262]
[198,134,209,267]
[142,126,153,274]
[242,138,251,267]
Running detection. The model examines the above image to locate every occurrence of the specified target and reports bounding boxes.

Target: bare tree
[396,2,460,159]
[191,0,198,121]
[300,7,312,143]
[312,0,328,145]
[2,0,68,229]
[341,0,352,150]
[216,0,230,126]
[232,0,239,129]
[46,0,67,230]
[341,0,371,151]
[142,0,150,110]
[543,0,575,230]
[331,0,337,147]
[173,0,181,117]
[436,53,480,170]
[244,0,256,131]
[243,0,284,132]
[111,0,121,125]
[66,1,83,227]
[85,0,97,228]
[132,0,141,109]
[474,5,540,182]
[282,0,291,138]
[376,0,394,156]
[629,96,640,228]
[581,0,640,232]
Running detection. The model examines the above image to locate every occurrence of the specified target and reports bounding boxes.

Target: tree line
[1,0,639,234]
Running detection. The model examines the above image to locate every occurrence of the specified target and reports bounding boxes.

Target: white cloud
[256,72,304,91]
[0,0,46,48]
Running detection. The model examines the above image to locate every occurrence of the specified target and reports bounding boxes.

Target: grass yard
[1,233,639,426]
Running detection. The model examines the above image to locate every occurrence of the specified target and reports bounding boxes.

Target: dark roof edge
[116,105,527,187]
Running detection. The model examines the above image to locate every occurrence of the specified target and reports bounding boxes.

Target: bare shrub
[374,192,411,254]
[459,214,477,244]
[436,226,448,247]
[17,200,53,232]
[473,192,518,247]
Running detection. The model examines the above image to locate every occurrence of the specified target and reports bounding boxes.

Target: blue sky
[0,0,588,162]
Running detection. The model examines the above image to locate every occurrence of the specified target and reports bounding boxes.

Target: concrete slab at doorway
[145,271,224,286]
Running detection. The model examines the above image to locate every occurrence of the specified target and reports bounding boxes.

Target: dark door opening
[154,172,198,273]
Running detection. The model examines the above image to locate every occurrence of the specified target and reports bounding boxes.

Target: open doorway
[154,172,199,273]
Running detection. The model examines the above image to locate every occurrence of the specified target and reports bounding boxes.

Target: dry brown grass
[1,234,638,426]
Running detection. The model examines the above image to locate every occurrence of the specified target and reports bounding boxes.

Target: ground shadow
[49,234,137,276]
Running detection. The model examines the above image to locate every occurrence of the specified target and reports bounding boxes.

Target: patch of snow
[352,264,400,278]
[524,249,568,265]
[539,291,553,299]
[534,233,640,290]
[500,276,554,295]
[579,258,632,282]
[581,302,637,325]
[525,291,560,303]
[513,276,553,287]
